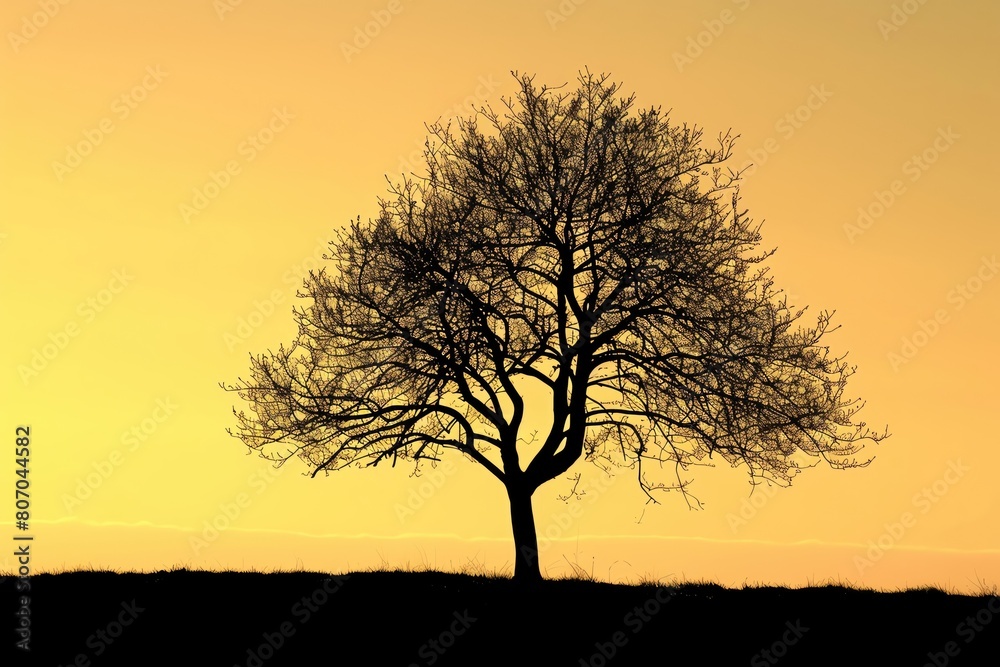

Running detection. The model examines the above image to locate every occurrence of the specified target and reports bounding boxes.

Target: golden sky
[2,0,998,593]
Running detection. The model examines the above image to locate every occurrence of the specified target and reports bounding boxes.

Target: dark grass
[3,568,999,666]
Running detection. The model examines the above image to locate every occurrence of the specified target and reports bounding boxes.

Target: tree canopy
[226,70,888,582]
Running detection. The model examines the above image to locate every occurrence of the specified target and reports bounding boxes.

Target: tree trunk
[507,483,542,585]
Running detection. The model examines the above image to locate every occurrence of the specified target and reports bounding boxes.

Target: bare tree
[224,70,889,584]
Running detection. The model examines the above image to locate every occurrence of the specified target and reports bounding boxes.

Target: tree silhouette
[225,70,889,584]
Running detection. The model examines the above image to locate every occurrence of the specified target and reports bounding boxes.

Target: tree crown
[226,70,888,507]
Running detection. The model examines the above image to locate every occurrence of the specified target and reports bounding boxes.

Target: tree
[224,70,889,584]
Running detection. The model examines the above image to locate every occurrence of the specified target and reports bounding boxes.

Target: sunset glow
[2,0,998,595]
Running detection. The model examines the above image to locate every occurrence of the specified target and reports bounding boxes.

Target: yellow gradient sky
[2,0,998,593]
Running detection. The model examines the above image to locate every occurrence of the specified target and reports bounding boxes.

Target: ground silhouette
[4,569,998,665]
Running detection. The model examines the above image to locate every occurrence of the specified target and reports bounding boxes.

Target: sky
[2,0,998,593]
